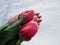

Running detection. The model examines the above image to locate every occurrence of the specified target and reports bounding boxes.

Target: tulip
[19,15,42,41]
[20,10,34,23]
[7,10,34,24]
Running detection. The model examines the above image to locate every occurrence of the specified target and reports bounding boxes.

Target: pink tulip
[20,10,34,23]
[19,15,42,41]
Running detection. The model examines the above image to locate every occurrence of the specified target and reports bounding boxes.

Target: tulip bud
[18,15,42,41]
[19,21,38,41]
[33,15,42,25]
[20,10,34,23]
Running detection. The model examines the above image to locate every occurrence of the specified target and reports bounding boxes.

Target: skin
[7,15,19,24]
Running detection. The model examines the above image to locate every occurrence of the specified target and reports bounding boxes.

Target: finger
[7,15,19,24]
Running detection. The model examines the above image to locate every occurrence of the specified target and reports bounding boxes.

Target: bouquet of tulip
[0,10,42,45]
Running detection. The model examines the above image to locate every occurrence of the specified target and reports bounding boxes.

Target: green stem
[16,39,23,45]
[0,24,9,31]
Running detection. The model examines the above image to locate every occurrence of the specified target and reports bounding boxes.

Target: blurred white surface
[0,0,60,45]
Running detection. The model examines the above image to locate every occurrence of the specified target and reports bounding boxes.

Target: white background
[0,0,60,45]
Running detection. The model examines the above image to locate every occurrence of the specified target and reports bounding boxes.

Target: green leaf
[0,27,18,45]
[0,24,9,31]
